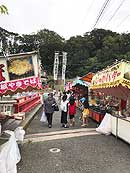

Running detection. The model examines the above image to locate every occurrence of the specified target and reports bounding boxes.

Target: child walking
[81,99,89,127]
[68,97,76,127]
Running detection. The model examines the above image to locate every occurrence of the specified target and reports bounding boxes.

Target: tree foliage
[1,27,130,79]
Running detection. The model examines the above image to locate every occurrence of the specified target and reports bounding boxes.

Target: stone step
[24,128,99,143]
[25,128,96,139]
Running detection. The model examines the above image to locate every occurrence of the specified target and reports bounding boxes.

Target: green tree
[2,26,130,79]
[37,29,65,74]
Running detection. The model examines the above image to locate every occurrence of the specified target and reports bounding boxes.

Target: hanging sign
[0,76,42,95]
[0,51,42,95]
[91,61,130,89]
[53,52,59,80]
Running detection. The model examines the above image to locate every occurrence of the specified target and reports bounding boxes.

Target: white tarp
[96,113,112,135]
[14,127,25,142]
[0,130,21,173]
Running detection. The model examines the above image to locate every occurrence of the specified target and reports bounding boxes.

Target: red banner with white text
[0,76,42,95]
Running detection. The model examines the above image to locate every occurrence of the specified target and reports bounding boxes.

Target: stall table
[111,115,130,143]
[89,108,105,123]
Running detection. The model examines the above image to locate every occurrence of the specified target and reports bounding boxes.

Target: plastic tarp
[72,79,88,87]
[0,130,21,173]
[14,127,25,142]
[96,113,112,135]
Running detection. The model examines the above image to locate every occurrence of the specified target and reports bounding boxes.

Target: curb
[19,104,42,130]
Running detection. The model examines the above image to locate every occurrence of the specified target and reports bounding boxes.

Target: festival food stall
[0,51,42,122]
[80,72,94,102]
[79,72,105,123]
[90,60,130,143]
[0,51,43,173]
[72,78,89,108]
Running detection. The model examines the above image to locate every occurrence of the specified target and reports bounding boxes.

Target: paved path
[17,106,130,173]
[25,107,97,134]
[18,134,130,173]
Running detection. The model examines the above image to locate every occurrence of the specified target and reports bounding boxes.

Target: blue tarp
[72,79,88,86]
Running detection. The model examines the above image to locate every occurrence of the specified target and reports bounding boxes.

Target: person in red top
[68,97,76,126]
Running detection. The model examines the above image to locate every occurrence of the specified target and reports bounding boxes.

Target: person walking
[60,95,69,128]
[78,94,88,120]
[81,98,89,127]
[44,93,56,128]
[58,90,62,104]
[68,97,76,127]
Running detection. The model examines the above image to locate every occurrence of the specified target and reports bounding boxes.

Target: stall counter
[89,108,105,123]
[111,115,130,144]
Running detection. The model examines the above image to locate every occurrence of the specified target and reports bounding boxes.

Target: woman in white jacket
[60,95,69,128]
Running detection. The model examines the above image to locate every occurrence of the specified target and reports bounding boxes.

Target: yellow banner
[91,61,130,89]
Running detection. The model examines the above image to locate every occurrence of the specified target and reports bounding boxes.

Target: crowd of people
[41,90,90,128]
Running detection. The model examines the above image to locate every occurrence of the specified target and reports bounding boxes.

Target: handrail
[14,96,41,113]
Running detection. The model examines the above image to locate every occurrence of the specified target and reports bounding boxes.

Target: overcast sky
[0,0,130,39]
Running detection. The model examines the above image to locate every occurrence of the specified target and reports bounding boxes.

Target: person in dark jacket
[44,93,56,128]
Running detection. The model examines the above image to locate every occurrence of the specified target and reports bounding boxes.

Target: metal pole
[116,116,118,139]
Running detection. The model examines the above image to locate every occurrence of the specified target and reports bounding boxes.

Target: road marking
[49,148,61,153]
[25,128,96,138]
[23,129,100,143]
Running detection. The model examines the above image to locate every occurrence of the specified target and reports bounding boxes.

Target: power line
[93,0,112,29]
[105,0,126,28]
[93,0,115,28]
[82,0,95,24]
[93,0,111,28]
[116,14,130,28]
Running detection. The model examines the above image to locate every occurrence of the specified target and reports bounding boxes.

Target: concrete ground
[25,107,97,134]
[18,135,130,173]
[17,106,130,173]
